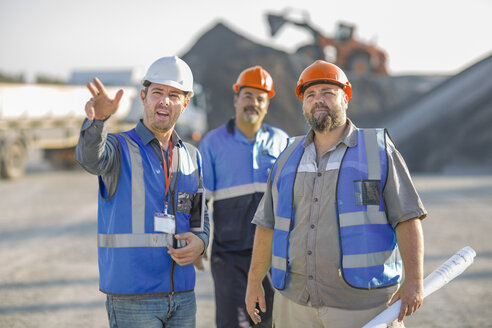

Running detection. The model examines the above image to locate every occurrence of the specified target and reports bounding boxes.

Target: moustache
[311,103,330,114]
[244,105,259,114]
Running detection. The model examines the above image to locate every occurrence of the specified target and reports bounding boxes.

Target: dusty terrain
[1,156,491,327]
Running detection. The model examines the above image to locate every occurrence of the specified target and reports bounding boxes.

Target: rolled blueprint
[361,246,476,328]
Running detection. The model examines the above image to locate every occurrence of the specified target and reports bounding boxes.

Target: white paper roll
[361,246,476,328]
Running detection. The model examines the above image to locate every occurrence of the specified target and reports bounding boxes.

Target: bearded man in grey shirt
[245,60,427,328]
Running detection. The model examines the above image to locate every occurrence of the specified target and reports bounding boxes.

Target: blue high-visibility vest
[97,129,203,295]
[270,128,402,290]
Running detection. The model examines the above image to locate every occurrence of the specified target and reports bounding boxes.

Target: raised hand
[85,77,124,121]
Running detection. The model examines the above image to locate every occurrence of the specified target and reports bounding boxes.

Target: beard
[241,105,260,124]
[304,103,346,133]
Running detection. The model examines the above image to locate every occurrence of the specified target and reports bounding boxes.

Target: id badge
[154,212,176,234]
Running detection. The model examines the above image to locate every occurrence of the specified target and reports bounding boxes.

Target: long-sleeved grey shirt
[75,118,210,251]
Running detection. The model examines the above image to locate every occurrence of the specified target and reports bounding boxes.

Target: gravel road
[0,160,491,327]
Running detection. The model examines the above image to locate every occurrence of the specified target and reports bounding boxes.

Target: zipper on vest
[335,200,344,280]
[170,261,176,295]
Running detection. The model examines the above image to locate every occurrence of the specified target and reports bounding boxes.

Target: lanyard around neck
[159,139,173,206]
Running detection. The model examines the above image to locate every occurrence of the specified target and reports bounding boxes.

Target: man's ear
[342,91,349,105]
[140,89,146,103]
[181,97,191,113]
[343,94,349,112]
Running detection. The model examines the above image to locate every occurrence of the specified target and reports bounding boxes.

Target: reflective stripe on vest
[271,129,401,290]
[98,233,187,248]
[212,182,267,201]
[271,136,304,290]
[126,133,145,234]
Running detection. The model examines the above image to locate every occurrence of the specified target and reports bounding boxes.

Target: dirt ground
[1,157,491,327]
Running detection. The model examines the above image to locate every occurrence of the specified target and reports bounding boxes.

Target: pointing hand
[85,77,124,121]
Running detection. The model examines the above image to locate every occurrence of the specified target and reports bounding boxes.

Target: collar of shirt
[300,119,357,170]
[134,119,183,148]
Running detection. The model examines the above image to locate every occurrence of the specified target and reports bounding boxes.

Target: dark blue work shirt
[199,119,288,252]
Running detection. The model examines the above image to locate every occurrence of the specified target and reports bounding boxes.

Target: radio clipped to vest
[189,188,205,232]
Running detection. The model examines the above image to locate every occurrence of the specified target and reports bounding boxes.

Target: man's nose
[160,96,170,106]
[249,97,259,106]
[314,93,326,104]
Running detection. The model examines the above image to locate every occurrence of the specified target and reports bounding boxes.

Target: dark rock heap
[183,21,492,173]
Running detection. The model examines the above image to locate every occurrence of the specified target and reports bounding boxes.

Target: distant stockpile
[182,21,491,173]
[182,22,309,136]
[384,53,492,173]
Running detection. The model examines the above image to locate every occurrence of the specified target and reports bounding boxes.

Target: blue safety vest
[97,129,203,295]
[270,128,402,290]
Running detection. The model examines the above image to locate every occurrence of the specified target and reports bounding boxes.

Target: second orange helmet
[233,66,276,98]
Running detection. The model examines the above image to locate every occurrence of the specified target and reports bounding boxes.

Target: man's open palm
[85,77,124,121]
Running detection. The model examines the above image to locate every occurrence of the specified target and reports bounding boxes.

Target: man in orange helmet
[246,60,426,327]
[199,66,288,327]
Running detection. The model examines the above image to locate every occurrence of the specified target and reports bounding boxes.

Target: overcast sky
[1,0,491,82]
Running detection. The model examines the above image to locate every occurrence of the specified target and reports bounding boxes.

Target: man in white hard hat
[75,56,209,328]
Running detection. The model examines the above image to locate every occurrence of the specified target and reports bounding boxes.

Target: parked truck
[0,80,207,179]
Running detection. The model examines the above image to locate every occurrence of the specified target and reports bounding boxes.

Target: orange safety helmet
[233,66,275,98]
[295,60,352,101]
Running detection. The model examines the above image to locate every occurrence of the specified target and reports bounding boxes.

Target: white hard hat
[142,56,194,97]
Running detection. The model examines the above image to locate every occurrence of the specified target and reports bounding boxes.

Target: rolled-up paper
[361,246,476,328]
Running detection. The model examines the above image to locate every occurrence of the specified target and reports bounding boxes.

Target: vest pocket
[353,180,381,206]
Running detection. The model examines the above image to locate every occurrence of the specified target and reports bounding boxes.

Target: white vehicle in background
[0,70,207,179]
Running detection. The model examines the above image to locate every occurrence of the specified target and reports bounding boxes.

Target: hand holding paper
[361,246,476,328]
